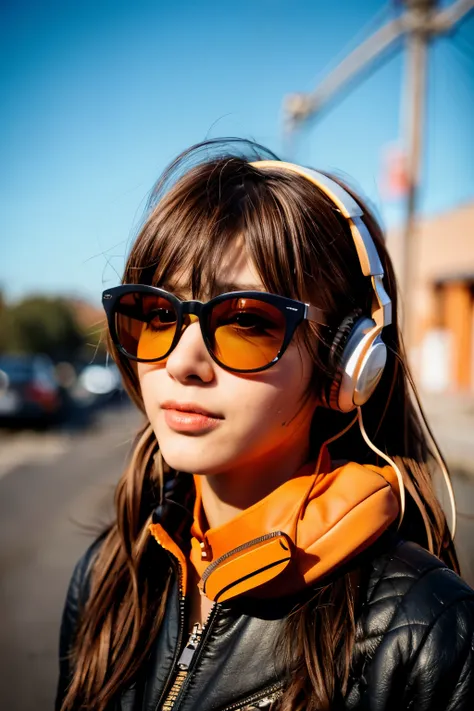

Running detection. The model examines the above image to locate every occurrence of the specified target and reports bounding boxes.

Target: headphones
[251,161,392,413]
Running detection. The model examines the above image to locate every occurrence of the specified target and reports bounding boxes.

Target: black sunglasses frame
[102,284,326,374]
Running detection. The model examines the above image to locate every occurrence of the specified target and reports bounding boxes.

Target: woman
[56,139,474,711]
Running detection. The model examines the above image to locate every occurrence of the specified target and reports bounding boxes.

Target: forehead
[166,238,263,297]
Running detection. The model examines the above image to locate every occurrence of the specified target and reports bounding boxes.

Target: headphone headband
[251,160,392,329]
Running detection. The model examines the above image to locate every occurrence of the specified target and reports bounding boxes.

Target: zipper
[201,531,285,588]
[218,682,284,711]
[161,602,219,710]
[161,623,203,711]
[153,557,187,711]
[151,527,285,711]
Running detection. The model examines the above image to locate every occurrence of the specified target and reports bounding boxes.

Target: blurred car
[0,354,63,426]
[71,363,125,407]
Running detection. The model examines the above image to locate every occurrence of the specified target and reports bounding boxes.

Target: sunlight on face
[137,242,317,478]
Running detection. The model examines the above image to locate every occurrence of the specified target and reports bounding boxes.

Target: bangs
[138,162,251,299]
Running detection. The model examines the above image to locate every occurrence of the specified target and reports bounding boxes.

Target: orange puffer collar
[150,451,400,603]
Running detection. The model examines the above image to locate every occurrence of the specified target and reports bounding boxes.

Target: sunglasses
[102,285,326,374]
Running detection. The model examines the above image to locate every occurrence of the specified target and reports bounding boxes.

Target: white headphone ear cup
[353,335,387,406]
[330,317,386,412]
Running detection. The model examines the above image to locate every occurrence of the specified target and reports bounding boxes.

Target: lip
[161,401,223,418]
[161,401,223,434]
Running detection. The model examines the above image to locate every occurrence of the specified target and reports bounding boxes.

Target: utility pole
[401,0,431,342]
[284,0,474,341]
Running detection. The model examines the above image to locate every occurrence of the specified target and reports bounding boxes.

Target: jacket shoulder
[363,539,474,619]
[349,540,474,711]
[55,532,107,710]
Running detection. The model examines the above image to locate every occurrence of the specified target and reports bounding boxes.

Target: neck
[198,436,312,530]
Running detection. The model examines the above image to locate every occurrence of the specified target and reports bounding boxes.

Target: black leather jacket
[56,537,474,711]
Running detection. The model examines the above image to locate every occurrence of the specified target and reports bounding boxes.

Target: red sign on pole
[380,143,409,200]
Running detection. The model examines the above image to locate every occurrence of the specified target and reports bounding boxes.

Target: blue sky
[1,0,473,304]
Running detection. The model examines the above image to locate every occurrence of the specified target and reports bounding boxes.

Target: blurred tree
[0,296,85,361]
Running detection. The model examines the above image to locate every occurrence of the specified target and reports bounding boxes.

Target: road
[0,403,142,711]
[0,404,473,711]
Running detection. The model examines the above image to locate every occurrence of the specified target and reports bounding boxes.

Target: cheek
[137,363,166,416]
[229,347,314,429]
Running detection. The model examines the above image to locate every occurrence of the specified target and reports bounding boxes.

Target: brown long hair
[60,139,458,711]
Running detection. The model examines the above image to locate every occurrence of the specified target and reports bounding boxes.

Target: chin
[158,435,233,476]
[154,416,236,474]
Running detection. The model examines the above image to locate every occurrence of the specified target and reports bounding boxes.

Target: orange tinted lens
[115,292,178,361]
[209,298,286,370]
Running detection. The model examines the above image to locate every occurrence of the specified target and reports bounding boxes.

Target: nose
[165,315,215,384]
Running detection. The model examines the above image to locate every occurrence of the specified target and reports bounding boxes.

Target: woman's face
[138,242,317,478]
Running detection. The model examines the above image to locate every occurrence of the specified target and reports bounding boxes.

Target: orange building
[386,201,474,393]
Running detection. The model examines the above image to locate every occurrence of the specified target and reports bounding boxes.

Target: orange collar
[149,452,400,603]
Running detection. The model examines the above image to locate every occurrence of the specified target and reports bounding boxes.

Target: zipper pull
[199,537,212,561]
[177,623,202,670]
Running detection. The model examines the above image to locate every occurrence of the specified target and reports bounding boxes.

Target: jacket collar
[149,450,400,602]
